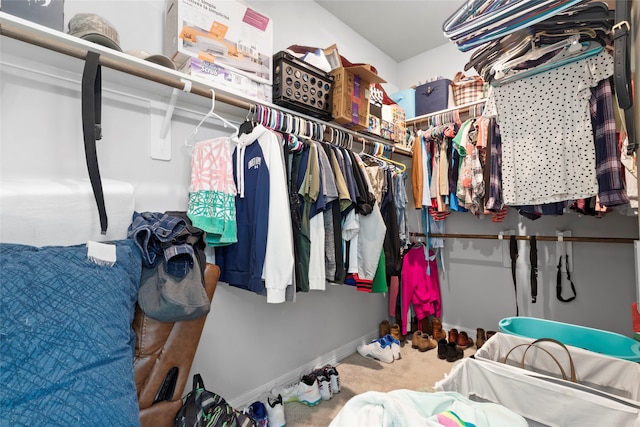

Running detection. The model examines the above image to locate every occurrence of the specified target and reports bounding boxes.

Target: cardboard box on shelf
[331,64,386,130]
[187,57,271,103]
[164,0,273,90]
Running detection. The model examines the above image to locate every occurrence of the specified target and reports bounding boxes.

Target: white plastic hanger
[185,89,239,146]
[492,35,581,80]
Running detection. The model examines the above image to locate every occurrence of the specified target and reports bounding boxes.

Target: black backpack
[174,374,255,427]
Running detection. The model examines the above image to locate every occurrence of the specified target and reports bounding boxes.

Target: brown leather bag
[133,263,220,427]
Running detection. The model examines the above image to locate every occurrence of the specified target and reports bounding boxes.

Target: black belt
[613,0,636,155]
[510,235,519,316]
[82,51,108,234]
[529,236,538,304]
[556,254,577,302]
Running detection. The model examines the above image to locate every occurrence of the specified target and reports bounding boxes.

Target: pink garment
[401,246,442,335]
[388,275,399,317]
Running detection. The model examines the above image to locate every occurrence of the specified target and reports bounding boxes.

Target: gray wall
[1,0,638,410]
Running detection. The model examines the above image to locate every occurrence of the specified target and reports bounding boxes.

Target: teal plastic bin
[499,317,640,362]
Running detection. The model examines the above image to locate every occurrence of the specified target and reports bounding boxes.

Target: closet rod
[406,98,487,126]
[410,232,635,244]
[0,13,412,157]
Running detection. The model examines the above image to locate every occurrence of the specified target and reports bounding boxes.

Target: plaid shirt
[591,78,629,207]
[484,118,503,212]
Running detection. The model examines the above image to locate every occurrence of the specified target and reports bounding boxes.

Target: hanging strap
[82,51,108,234]
[509,235,519,316]
[613,0,636,154]
[530,236,538,303]
[556,255,577,302]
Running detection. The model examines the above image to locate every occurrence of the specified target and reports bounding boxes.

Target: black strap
[556,255,577,302]
[529,236,538,303]
[82,51,108,234]
[192,373,205,391]
[509,235,519,316]
[613,0,636,154]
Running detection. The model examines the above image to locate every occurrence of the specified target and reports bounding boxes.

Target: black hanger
[238,105,256,136]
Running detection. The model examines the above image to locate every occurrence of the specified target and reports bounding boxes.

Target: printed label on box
[167,0,273,85]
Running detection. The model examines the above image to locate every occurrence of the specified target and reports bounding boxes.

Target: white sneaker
[381,335,402,360]
[323,365,340,393]
[273,374,321,407]
[315,373,332,400]
[357,340,394,363]
[265,394,286,427]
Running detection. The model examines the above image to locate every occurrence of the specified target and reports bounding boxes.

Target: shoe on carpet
[456,331,473,348]
[273,374,321,406]
[476,328,487,349]
[323,365,340,393]
[357,340,394,364]
[411,330,424,349]
[265,394,285,427]
[432,317,447,341]
[245,400,268,427]
[314,372,333,401]
[379,319,391,337]
[437,338,448,360]
[446,341,464,362]
[417,334,437,352]
[390,323,405,342]
[448,328,459,344]
[380,334,402,360]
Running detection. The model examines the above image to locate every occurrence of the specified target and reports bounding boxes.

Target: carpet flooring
[283,338,477,426]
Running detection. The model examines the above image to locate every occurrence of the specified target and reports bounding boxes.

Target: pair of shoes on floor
[309,364,341,401]
[448,328,474,349]
[411,330,437,352]
[357,334,401,363]
[271,373,321,407]
[475,328,497,349]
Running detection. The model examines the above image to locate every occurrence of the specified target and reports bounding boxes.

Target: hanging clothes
[216,125,294,303]
[187,137,237,246]
[400,245,442,336]
[483,49,614,206]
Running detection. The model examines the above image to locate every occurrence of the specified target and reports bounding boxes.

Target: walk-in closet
[1,1,639,426]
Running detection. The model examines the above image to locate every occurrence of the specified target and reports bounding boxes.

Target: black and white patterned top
[484,49,613,205]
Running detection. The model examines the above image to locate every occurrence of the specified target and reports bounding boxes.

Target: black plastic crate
[272,51,333,121]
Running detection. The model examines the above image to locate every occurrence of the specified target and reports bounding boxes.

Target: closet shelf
[0,12,412,158]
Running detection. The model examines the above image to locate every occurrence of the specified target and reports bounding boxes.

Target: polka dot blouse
[484,49,613,206]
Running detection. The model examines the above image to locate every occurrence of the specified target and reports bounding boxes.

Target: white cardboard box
[187,57,272,103]
[164,0,273,86]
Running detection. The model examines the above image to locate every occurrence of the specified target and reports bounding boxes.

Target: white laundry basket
[435,333,640,427]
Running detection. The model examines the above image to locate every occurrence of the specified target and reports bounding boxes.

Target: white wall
[397,42,473,89]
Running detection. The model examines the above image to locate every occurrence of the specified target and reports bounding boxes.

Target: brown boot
[476,328,487,349]
[448,328,459,344]
[379,320,390,338]
[418,334,437,352]
[456,331,473,348]
[390,323,405,343]
[432,317,447,341]
[486,330,496,340]
[411,330,424,349]
[419,317,433,336]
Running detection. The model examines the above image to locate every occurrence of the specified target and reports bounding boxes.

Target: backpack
[174,374,256,427]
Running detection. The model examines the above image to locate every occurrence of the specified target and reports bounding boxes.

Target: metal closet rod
[409,232,635,244]
[0,15,411,157]
[406,98,487,127]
